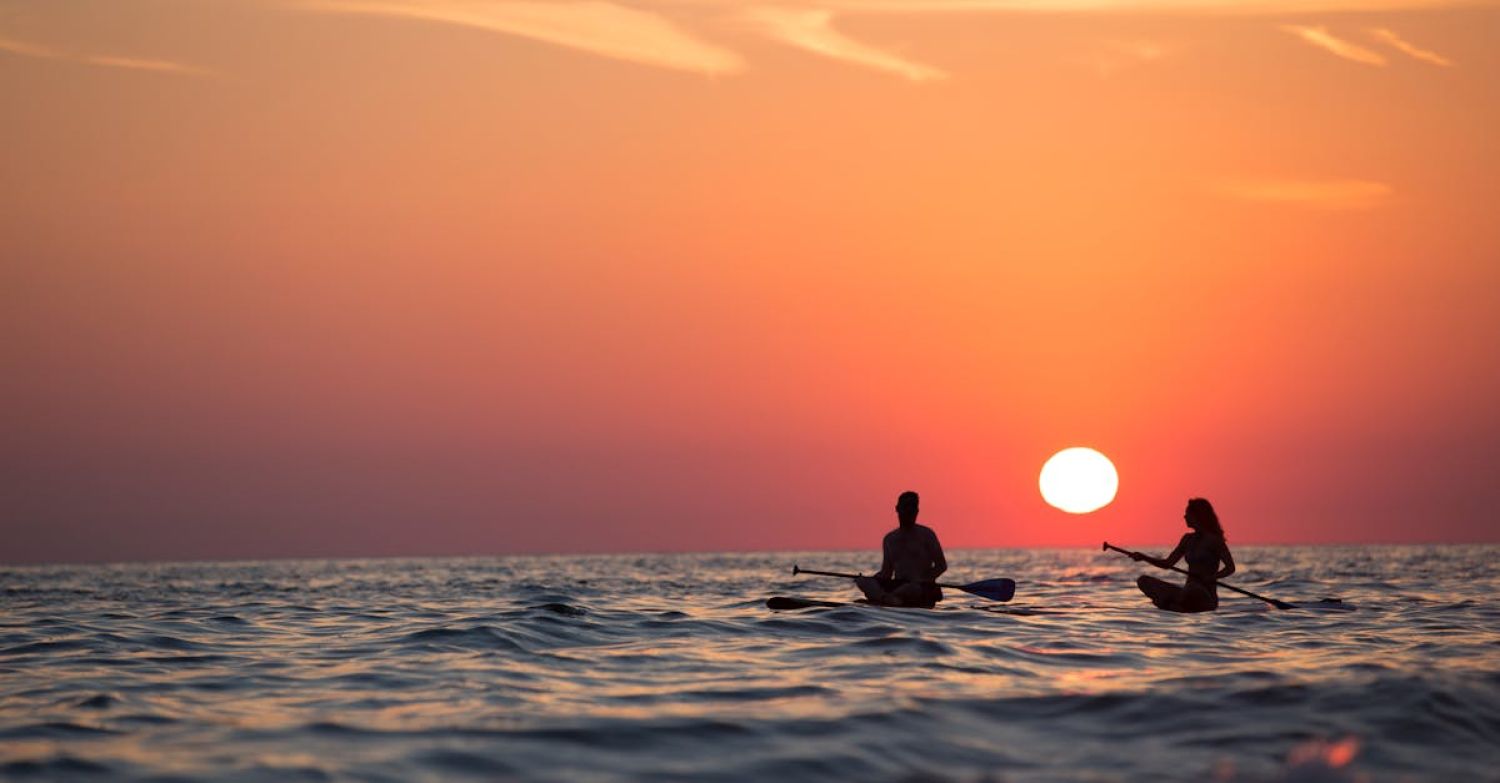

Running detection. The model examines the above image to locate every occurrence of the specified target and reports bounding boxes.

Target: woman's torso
[1183,533,1222,591]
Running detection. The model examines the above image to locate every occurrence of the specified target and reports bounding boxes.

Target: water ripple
[0,546,1494,782]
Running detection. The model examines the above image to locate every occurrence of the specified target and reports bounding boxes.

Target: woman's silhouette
[1133,498,1236,612]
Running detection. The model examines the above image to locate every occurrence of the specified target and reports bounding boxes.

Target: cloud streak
[743,6,945,81]
[812,0,1484,14]
[1282,25,1386,66]
[1368,27,1455,66]
[1081,38,1169,75]
[0,36,209,75]
[281,0,1482,82]
[303,1,745,75]
[1216,177,1394,209]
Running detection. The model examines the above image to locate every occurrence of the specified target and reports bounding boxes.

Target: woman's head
[1184,497,1224,537]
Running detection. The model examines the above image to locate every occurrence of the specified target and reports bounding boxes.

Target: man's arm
[875,535,894,580]
[928,530,947,580]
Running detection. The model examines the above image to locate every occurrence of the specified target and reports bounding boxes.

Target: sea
[1,546,1496,782]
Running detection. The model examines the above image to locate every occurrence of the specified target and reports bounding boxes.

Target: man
[855,491,947,607]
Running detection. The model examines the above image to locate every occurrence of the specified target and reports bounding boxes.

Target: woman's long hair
[1186,497,1224,539]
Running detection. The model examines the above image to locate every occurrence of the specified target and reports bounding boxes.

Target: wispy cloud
[1081,38,1168,75]
[275,1,1487,82]
[302,1,744,75]
[0,36,209,76]
[0,37,53,59]
[278,0,1477,81]
[1108,39,1167,61]
[1216,177,1394,209]
[1282,25,1386,66]
[742,6,945,81]
[814,0,1481,14]
[1368,27,1455,66]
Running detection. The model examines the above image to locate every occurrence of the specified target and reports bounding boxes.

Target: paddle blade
[959,578,1016,602]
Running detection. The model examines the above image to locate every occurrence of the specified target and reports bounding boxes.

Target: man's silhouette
[855,491,947,607]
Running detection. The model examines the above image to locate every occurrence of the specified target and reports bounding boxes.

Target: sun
[1039,447,1119,514]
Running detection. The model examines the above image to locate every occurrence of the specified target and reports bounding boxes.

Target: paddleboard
[1300,598,1358,612]
[765,596,851,610]
[765,596,955,610]
[976,606,1067,616]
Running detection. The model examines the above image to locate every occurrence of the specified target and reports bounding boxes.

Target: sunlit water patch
[1,546,1496,781]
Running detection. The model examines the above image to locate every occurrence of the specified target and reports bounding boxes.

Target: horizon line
[4,539,1494,569]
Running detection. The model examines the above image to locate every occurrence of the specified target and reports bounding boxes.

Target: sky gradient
[3,0,1497,564]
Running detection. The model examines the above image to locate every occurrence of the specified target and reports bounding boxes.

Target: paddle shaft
[792,565,961,590]
[1102,542,1294,609]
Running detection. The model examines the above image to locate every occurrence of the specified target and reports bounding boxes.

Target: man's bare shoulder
[886,525,941,544]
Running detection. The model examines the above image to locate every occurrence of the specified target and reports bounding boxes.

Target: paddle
[791,565,1016,602]
[1101,541,1296,610]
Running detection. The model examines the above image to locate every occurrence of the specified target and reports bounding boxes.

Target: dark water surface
[2,546,1497,782]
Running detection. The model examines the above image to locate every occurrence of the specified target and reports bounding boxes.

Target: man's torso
[884,525,940,581]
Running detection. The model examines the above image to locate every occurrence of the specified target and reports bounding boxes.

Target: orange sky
[2,0,1497,563]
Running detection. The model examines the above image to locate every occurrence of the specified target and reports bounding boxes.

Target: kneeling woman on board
[1133,498,1235,613]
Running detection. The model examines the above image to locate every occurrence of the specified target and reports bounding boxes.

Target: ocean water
[1,546,1497,782]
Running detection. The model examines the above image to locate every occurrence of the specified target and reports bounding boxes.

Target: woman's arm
[1134,535,1188,569]
[1215,541,1236,580]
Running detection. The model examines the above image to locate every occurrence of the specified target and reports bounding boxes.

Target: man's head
[895,491,920,528]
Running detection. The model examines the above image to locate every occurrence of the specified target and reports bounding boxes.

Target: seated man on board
[855,491,947,608]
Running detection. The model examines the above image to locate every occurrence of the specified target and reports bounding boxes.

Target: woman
[1133,498,1236,613]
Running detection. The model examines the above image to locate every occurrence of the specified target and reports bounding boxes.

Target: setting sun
[1040,448,1119,514]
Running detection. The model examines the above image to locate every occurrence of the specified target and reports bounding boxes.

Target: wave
[0,546,1494,782]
